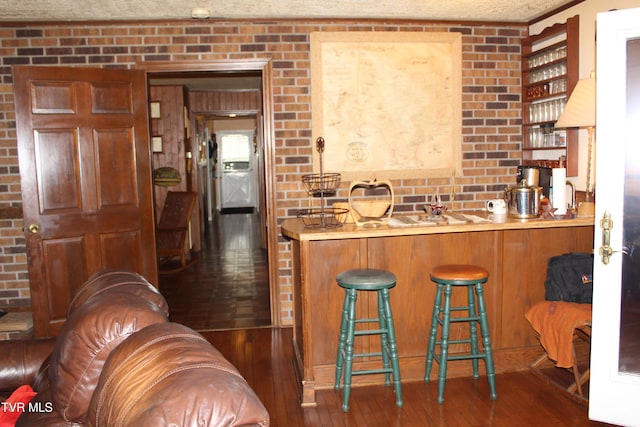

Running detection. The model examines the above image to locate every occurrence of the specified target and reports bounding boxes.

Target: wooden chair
[156,191,198,274]
[525,301,592,400]
[532,323,591,398]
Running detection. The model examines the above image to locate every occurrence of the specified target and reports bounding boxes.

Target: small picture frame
[151,136,163,153]
[150,102,161,119]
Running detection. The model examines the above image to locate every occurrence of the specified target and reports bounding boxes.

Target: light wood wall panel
[189,90,261,113]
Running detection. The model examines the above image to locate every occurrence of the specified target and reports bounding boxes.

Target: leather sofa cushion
[49,291,168,423]
[0,337,55,394]
[89,322,270,427]
[68,269,168,317]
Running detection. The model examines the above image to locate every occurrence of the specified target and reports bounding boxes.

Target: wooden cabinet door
[13,66,157,337]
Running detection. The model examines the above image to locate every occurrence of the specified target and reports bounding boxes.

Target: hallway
[158,210,271,331]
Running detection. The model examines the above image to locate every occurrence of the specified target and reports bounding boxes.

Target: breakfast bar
[282,213,595,406]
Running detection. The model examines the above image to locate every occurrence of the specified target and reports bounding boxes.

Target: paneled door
[13,66,157,337]
[590,8,640,426]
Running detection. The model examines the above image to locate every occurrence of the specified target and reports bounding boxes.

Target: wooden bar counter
[282,212,595,406]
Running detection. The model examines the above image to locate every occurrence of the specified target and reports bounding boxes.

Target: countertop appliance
[505,180,542,218]
[517,165,552,198]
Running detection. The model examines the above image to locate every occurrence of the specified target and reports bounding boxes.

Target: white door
[217,130,256,209]
[590,8,640,427]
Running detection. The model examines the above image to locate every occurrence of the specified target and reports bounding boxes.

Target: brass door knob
[28,223,40,234]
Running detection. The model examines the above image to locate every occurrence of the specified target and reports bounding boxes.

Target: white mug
[486,199,507,214]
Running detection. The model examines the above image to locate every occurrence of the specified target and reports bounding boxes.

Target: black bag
[544,252,594,303]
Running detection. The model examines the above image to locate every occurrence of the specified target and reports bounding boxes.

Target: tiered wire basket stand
[298,137,348,228]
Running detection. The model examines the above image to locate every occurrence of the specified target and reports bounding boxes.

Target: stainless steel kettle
[505,180,542,218]
[517,166,540,187]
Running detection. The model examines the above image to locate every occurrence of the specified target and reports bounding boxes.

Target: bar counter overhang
[281,212,595,406]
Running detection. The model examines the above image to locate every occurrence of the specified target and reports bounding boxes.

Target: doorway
[143,60,278,330]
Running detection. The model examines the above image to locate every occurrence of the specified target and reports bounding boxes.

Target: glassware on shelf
[527,97,566,124]
[548,78,567,95]
[527,45,567,70]
[522,16,578,174]
[525,126,567,149]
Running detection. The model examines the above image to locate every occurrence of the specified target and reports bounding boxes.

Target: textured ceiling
[0,0,576,23]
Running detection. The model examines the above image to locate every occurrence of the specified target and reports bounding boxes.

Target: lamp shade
[555,74,596,129]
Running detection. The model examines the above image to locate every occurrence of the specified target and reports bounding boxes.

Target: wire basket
[301,173,341,197]
[297,207,349,228]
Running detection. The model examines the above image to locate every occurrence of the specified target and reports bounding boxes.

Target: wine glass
[427,192,447,217]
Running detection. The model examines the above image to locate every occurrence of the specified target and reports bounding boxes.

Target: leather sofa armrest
[0,338,55,393]
[90,323,270,426]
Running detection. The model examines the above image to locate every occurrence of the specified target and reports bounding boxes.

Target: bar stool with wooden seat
[424,264,497,403]
[334,268,402,412]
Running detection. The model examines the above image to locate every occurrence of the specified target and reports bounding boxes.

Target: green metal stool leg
[437,284,453,404]
[377,290,392,386]
[425,282,444,381]
[381,288,403,407]
[335,287,352,389]
[341,288,358,412]
[467,284,480,378]
[475,283,497,400]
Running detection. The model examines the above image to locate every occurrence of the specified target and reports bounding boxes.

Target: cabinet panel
[368,232,502,353]
[501,227,594,348]
[308,239,364,365]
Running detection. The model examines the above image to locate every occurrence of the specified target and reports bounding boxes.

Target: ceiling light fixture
[191,7,210,19]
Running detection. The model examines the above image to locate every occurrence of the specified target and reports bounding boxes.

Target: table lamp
[554,72,596,217]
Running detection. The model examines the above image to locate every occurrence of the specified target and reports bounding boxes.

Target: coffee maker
[516,165,552,198]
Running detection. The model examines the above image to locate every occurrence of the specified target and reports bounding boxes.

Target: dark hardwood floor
[202,327,613,427]
[159,209,271,331]
[158,210,614,426]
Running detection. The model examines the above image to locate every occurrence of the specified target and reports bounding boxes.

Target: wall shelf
[521,15,579,175]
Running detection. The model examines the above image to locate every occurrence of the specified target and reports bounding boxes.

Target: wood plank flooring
[202,327,613,427]
[159,210,271,331]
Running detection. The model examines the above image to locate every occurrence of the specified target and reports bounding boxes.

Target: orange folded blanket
[525,301,592,368]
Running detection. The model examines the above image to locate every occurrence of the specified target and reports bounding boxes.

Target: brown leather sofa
[0,270,269,426]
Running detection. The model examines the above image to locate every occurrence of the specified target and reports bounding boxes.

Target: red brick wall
[0,19,526,324]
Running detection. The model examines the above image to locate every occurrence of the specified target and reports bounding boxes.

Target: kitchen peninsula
[282,213,594,406]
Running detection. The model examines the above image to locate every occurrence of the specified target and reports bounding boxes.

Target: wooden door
[13,66,157,337]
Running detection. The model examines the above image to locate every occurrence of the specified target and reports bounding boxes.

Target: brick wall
[0,18,526,325]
